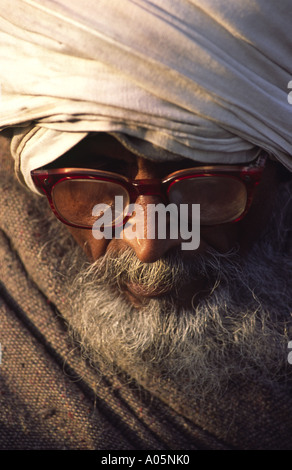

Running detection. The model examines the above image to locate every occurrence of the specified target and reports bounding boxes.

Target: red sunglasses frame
[31,153,267,229]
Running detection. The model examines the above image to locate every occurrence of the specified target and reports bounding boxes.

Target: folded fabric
[0,0,291,193]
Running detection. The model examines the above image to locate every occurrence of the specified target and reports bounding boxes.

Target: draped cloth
[1,136,292,450]
[0,0,291,193]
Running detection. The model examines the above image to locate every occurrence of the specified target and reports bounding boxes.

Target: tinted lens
[168,176,247,225]
[52,179,129,227]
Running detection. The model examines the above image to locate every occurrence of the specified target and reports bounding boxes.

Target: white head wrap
[0,0,291,193]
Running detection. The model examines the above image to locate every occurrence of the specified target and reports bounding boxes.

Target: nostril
[123,234,183,264]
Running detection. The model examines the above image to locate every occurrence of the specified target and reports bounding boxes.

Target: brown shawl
[1,135,292,450]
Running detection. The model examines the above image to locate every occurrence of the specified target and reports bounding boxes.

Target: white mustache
[82,245,241,297]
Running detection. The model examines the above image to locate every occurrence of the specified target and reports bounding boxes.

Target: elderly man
[0,0,292,451]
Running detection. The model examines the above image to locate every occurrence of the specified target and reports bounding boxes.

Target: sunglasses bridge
[126,178,170,203]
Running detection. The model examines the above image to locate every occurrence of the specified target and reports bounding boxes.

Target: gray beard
[62,181,292,401]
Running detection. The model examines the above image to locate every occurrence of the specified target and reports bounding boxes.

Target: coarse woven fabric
[0,0,291,194]
[1,135,292,450]
[0,136,227,450]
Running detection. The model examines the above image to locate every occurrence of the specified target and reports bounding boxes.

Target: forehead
[46,132,195,171]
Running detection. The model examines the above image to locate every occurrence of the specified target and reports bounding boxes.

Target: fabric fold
[0,0,291,192]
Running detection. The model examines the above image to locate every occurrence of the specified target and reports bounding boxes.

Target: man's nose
[121,194,183,263]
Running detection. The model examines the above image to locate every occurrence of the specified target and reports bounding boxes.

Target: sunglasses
[31,153,267,229]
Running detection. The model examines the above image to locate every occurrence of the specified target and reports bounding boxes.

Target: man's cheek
[65,226,108,260]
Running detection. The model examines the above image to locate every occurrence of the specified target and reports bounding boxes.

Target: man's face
[59,133,280,308]
[36,132,291,400]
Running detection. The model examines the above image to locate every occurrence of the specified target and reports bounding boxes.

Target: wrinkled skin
[61,134,282,307]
